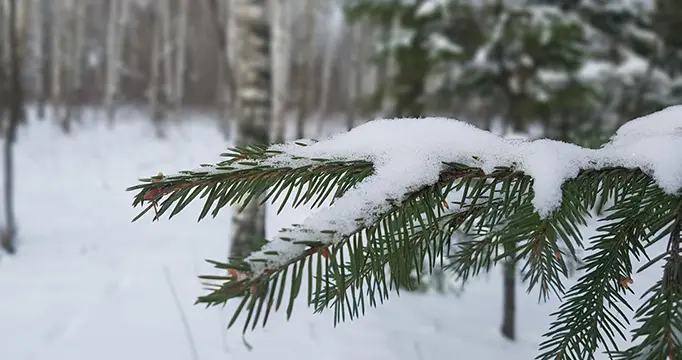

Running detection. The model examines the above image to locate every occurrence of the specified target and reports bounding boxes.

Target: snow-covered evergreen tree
[345,0,682,141]
[344,0,464,117]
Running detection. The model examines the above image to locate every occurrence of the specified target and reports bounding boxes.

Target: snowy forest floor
[0,110,662,360]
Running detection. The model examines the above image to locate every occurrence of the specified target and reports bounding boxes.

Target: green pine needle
[128,145,682,360]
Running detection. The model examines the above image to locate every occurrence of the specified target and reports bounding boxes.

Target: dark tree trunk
[501,255,516,340]
[38,0,51,120]
[208,0,237,140]
[392,1,429,118]
[499,69,521,341]
[229,0,271,259]
[1,0,22,254]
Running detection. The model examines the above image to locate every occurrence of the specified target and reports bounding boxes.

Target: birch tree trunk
[270,0,289,142]
[174,0,188,109]
[345,22,363,131]
[215,1,226,107]
[376,22,392,115]
[71,0,86,124]
[160,0,174,111]
[50,1,62,121]
[230,0,271,259]
[104,0,129,124]
[208,0,238,138]
[1,0,9,69]
[294,0,315,139]
[315,3,339,136]
[1,0,22,254]
[104,0,119,122]
[149,4,165,138]
[36,0,50,120]
[59,0,75,132]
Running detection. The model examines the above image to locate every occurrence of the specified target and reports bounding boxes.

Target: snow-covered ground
[0,110,665,359]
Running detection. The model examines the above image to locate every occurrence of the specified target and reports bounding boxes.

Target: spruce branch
[188,162,523,330]
[127,125,681,360]
[313,199,493,325]
[537,174,676,360]
[129,142,650,328]
[127,144,374,222]
[610,200,682,360]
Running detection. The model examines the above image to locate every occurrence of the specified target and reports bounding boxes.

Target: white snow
[0,108,677,360]
[0,111,560,360]
[602,106,682,193]
[237,107,682,273]
[428,33,462,55]
[415,0,441,17]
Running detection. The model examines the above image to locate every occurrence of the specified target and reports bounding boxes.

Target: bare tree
[103,0,119,122]
[294,0,315,139]
[57,0,79,132]
[208,0,238,138]
[0,0,23,254]
[159,0,174,112]
[315,3,341,135]
[148,2,166,138]
[270,0,290,142]
[230,0,272,258]
[34,0,50,119]
[104,0,128,123]
[174,0,188,109]
[0,0,9,68]
[50,0,63,123]
[0,0,389,132]
[344,20,368,131]
[69,0,86,124]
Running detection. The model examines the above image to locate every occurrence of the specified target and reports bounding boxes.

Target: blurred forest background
[2,0,679,140]
[1,0,682,349]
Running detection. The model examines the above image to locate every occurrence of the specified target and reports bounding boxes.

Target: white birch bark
[230,0,271,258]
[270,0,290,142]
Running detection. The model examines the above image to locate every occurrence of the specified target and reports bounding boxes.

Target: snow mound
[242,106,682,273]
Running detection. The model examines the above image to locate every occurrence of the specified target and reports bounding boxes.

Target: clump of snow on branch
[221,106,682,274]
[601,106,682,193]
[415,0,445,17]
